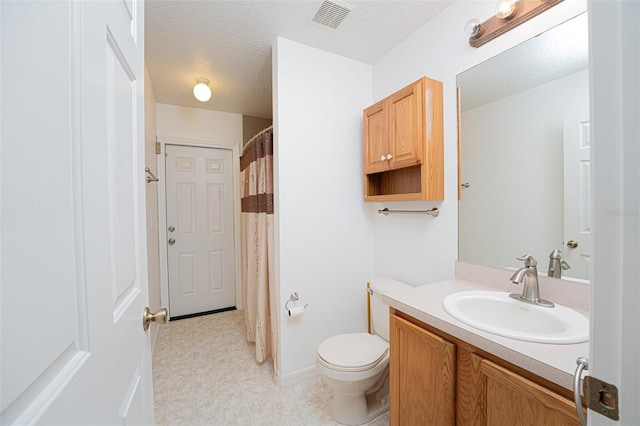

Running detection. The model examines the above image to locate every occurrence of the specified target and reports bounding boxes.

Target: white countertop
[379,277,589,391]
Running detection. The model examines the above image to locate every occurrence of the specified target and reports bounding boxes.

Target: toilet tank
[370,278,412,341]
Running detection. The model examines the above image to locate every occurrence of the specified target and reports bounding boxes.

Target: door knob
[168,238,175,245]
[567,240,578,249]
[143,307,167,331]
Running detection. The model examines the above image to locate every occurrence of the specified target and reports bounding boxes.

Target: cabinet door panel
[390,314,455,426]
[388,81,423,170]
[479,358,581,426]
[363,100,389,174]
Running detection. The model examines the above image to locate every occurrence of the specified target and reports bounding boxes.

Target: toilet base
[332,389,389,426]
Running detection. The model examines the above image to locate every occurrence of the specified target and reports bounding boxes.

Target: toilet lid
[317,333,388,372]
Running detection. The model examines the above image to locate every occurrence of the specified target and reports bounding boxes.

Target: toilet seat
[317,333,388,372]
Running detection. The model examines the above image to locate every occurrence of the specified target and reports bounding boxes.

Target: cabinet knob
[380,155,387,162]
[386,154,393,160]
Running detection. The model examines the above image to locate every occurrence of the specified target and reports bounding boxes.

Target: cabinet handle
[386,154,393,160]
[380,155,387,162]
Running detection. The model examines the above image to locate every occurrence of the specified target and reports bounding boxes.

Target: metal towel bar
[377,207,439,217]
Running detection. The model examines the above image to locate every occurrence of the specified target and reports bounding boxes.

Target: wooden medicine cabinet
[363,76,444,202]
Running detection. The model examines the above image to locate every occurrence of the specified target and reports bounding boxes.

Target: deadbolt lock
[168,226,175,232]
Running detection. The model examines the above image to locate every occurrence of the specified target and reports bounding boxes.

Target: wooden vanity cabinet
[390,309,584,426]
[363,76,443,202]
[390,313,456,425]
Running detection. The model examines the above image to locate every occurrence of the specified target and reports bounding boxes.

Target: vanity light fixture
[463,18,484,38]
[494,0,517,19]
[467,0,563,48]
[193,78,212,102]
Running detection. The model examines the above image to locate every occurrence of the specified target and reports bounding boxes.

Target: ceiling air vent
[312,0,354,30]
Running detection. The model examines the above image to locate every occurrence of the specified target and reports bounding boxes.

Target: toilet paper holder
[285,292,308,314]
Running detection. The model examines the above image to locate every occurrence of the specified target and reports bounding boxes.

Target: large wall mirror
[458,12,590,283]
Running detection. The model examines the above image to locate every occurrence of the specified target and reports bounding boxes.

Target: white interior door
[563,111,591,280]
[165,145,236,317]
[1,1,154,424]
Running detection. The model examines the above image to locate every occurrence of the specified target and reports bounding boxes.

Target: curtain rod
[243,125,273,154]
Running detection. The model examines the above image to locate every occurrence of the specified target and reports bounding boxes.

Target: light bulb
[495,0,517,19]
[193,78,212,102]
[464,19,483,37]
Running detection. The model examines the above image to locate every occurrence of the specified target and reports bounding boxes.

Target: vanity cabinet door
[390,313,456,426]
[475,356,581,426]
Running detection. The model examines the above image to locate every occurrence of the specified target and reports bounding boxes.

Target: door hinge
[584,375,619,421]
[155,141,161,154]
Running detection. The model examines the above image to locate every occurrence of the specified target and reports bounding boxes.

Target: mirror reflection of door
[563,112,591,280]
[165,144,236,318]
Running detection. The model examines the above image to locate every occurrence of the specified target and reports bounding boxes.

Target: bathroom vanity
[380,267,589,425]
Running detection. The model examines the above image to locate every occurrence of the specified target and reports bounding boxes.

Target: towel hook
[145,167,159,183]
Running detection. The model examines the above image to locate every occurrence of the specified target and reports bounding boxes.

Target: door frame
[588,1,640,423]
[156,137,243,320]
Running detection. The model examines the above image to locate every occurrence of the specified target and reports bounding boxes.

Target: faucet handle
[516,254,537,267]
[549,248,563,259]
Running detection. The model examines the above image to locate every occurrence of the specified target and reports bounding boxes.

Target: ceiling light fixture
[193,78,212,102]
[467,0,563,48]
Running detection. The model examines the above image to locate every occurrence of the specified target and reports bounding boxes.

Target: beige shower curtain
[240,126,277,369]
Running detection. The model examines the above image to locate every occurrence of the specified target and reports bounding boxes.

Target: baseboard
[277,365,319,387]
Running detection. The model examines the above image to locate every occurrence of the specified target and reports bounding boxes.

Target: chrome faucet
[547,249,570,278]
[509,255,554,307]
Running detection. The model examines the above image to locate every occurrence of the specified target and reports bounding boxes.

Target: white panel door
[1,1,154,424]
[563,111,592,280]
[166,145,236,317]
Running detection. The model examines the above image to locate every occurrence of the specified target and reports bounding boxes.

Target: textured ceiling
[145,0,453,119]
[458,12,589,111]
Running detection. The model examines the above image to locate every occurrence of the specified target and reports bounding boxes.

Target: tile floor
[152,309,389,426]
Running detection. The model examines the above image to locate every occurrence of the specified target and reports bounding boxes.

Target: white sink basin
[442,291,589,344]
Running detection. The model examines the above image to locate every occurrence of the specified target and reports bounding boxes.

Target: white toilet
[315,280,395,425]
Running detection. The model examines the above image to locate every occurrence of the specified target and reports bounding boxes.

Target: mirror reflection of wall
[458,12,590,282]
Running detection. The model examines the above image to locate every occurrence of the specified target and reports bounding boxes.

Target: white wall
[156,103,242,145]
[273,37,375,380]
[459,70,589,270]
[371,0,588,285]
